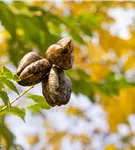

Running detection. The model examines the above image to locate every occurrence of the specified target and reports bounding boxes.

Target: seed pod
[46,38,74,70]
[16,52,42,76]
[18,59,51,86]
[42,65,72,107]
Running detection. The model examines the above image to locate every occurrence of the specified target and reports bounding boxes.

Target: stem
[0,85,34,112]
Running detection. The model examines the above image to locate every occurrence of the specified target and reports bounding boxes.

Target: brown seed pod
[18,59,51,86]
[16,52,42,76]
[46,38,74,70]
[42,65,72,107]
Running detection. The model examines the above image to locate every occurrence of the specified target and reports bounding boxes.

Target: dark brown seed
[18,59,51,86]
[42,65,72,107]
[46,38,74,70]
[16,52,42,76]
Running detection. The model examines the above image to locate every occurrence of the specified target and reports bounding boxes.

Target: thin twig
[0,85,34,112]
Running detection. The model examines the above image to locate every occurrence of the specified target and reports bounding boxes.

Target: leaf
[0,106,25,121]
[94,72,135,96]
[0,76,19,94]
[0,123,14,149]
[26,134,39,146]
[0,105,7,118]
[0,68,3,75]
[47,131,66,145]
[0,91,10,110]
[2,66,13,79]
[27,104,42,113]
[80,24,93,37]
[28,95,50,109]
[3,79,19,95]
[12,1,27,10]
[2,66,20,81]
[13,74,20,81]
[66,69,95,102]
[105,144,117,150]
[9,107,26,121]
[67,106,85,118]
[0,1,16,37]
[0,82,4,91]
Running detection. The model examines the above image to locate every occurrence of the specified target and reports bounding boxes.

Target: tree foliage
[0,1,135,149]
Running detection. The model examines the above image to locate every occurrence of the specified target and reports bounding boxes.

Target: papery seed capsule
[46,38,74,70]
[16,52,42,76]
[42,65,72,107]
[18,59,51,86]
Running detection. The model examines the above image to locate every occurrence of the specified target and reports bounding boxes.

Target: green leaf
[80,25,93,37]
[3,79,19,95]
[0,1,16,37]
[0,77,19,94]
[0,68,3,75]
[93,72,135,96]
[3,66,11,73]
[2,66,13,79]
[12,1,27,10]
[27,104,42,113]
[0,106,25,121]
[28,95,50,109]
[0,91,10,110]
[0,105,7,118]
[66,69,95,102]
[0,82,4,91]
[13,74,20,81]
[2,66,20,81]
[0,123,14,149]
[9,107,26,121]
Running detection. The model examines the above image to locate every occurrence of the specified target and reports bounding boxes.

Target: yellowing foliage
[99,30,135,57]
[105,144,117,150]
[26,134,39,146]
[67,106,85,118]
[0,136,8,149]
[2,1,135,149]
[119,88,135,116]
[99,87,135,132]
[79,134,91,144]
[23,0,135,137]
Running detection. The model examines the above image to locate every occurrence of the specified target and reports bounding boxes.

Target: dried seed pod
[16,52,42,76]
[42,65,72,107]
[18,59,51,86]
[46,38,74,70]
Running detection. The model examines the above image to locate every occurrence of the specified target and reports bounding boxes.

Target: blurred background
[1,1,135,150]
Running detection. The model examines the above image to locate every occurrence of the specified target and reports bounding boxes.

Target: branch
[0,85,34,112]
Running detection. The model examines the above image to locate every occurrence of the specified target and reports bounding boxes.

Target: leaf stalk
[0,85,34,112]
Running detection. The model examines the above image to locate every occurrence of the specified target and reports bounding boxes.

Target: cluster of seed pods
[16,38,74,107]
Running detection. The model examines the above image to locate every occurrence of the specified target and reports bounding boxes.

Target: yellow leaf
[79,134,91,144]
[119,88,135,116]
[16,29,24,36]
[26,134,39,146]
[0,136,8,149]
[67,106,85,117]
[91,63,109,81]
[99,95,126,132]
[123,55,135,71]
[46,131,66,146]
[98,30,135,57]
[70,135,76,143]
[105,144,117,150]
